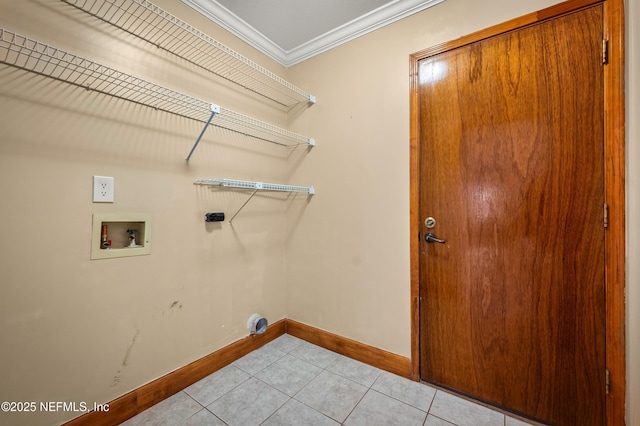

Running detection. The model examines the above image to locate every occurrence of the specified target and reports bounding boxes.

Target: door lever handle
[425,232,446,244]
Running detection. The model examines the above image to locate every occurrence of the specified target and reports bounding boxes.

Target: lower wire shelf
[194,178,315,223]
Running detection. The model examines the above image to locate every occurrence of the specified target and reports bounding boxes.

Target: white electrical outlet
[93,176,114,203]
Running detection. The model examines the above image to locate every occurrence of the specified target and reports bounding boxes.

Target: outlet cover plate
[93,176,114,203]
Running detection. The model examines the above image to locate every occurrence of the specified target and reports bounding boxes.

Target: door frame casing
[408,0,625,424]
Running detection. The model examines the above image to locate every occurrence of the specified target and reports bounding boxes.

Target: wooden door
[417,6,605,425]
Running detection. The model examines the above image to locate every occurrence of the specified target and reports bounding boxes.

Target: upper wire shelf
[0,28,315,151]
[60,0,316,107]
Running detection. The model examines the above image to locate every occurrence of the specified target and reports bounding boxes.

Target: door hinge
[604,203,609,229]
[605,369,610,394]
[602,39,609,65]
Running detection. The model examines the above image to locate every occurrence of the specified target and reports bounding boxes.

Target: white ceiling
[181,0,445,67]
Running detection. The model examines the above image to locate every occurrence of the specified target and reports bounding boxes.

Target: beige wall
[286,0,638,424]
[0,1,296,425]
[0,0,636,425]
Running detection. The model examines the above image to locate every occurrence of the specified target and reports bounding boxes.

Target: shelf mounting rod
[185,103,220,163]
[229,187,261,223]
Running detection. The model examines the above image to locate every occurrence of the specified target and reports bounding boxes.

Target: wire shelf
[194,178,314,222]
[60,0,316,107]
[194,178,315,195]
[0,28,315,150]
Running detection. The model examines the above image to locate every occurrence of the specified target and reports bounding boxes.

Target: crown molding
[181,0,446,67]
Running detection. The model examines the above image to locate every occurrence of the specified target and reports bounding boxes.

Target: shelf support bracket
[185,103,220,163]
[229,186,261,223]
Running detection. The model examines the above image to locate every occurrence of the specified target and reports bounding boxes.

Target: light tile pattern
[120,334,537,425]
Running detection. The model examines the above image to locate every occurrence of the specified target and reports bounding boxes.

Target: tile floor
[121,334,535,426]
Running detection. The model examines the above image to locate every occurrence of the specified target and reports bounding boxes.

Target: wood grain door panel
[418,6,605,425]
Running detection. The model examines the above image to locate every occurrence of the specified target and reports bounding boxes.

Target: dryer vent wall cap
[248,314,268,335]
